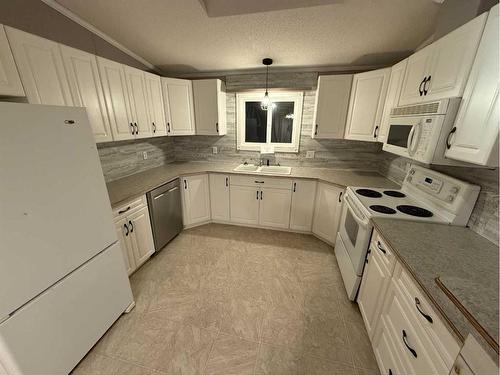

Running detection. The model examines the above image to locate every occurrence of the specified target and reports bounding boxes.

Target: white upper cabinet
[0,25,24,97]
[144,72,167,137]
[124,66,151,139]
[161,77,196,136]
[209,174,230,222]
[97,57,135,141]
[344,68,390,142]
[5,26,72,106]
[181,174,211,226]
[312,74,353,139]
[289,180,317,232]
[60,45,112,143]
[399,12,487,106]
[312,182,344,243]
[445,5,499,167]
[378,59,407,143]
[193,79,227,135]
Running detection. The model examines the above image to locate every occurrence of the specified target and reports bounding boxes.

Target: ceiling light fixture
[261,58,274,111]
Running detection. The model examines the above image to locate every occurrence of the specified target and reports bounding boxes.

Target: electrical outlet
[212,146,218,154]
[306,151,315,159]
[142,151,148,160]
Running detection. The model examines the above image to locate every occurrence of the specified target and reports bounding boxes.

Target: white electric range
[335,164,481,300]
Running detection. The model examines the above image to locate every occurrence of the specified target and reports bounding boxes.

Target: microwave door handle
[344,195,369,228]
[408,120,423,156]
[407,125,416,151]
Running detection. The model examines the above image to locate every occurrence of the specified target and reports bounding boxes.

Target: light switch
[306,151,315,159]
[142,151,148,160]
[212,146,218,154]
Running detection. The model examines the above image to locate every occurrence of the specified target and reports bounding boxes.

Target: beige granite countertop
[372,218,499,361]
[106,161,399,207]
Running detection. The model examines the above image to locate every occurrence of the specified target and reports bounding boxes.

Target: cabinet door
[5,26,72,105]
[358,249,390,339]
[259,187,292,229]
[312,183,344,243]
[312,74,352,139]
[115,218,136,276]
[378,59,407,143]
[424,12,487,102]
[445,5,499,167]
[0,25,24,97]
[344,68,390,142]
[127,207,154,268]
[161,77,195,135]
[125,66,151,139]
[399,47,432,106]
[209,174,230,222]
[97,57,135,141]
[182,174,211,226]
[290,180,317,232]
[144,72,167,137]
[230,185,260,225]
[372,319,405,375]
[193,79,226,135]
[60,45,112,143]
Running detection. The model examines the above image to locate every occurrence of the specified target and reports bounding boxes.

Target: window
[236,91,303,152]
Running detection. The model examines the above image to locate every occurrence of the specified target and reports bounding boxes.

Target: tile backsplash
[380,153,499,245]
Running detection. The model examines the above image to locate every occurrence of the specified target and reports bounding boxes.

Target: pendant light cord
[265,65,269,95]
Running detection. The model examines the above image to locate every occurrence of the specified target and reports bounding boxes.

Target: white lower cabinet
[312,182,344,243]
[290,180,317,231]
[113,197,154,276]
[230,184,260,225]
[181,174,211,226]
[209,174,230,222]
[372,319,405,375]
[258,187,292,229]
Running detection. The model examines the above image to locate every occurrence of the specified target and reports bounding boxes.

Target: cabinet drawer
[383,284,448,375]
[371,230,396,275]
[393,264,460,369]
[230,175,292,189]
[112,195,147,220]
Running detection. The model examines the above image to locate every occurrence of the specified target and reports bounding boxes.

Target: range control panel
[405,166,463,205]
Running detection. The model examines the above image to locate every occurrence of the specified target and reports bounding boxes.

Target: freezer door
[0,103,117,319]
[0,243,133,375]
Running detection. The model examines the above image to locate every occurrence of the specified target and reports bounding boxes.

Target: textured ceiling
[55,0,440,75]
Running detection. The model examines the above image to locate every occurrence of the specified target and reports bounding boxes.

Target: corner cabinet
[344,68,390,142]
[60,45,113,143]
[161,77,196,136]
[312,182,344,243]
[445,4,499,167]
[144,72,168,137]
[399,12,487,106]
[209,174,230,222]
[181,174,211,226]
[311,74,352,139]
[193,79,227,135]
[5,26,73,106]
[0,25,24,97]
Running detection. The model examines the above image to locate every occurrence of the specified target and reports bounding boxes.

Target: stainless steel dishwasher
[146,179,183,252]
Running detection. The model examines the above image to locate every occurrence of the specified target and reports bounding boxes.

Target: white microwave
[382,98,462,165]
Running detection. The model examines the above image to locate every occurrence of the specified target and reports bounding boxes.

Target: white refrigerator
[0,103,134,375]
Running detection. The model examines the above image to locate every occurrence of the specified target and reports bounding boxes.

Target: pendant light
[261,58,274,111]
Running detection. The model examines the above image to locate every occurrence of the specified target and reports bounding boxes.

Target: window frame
[236,91,304,153]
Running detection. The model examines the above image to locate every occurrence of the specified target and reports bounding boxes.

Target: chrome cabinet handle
[118,206,131,214]
[415,297,433,323]
[446,127,457,149]
[376,241,386,254]
[402,330,417,358]
[129,220,134,233]
[123,223,129,236]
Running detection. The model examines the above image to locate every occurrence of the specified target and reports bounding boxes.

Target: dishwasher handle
[153,186,179,200]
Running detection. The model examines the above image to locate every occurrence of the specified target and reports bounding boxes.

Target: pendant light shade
[261,58,274,111]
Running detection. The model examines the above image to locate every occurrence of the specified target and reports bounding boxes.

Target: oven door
[382,116,423,159]
[338,192,373,275]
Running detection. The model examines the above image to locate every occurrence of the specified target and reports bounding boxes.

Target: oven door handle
[344,194,370,228]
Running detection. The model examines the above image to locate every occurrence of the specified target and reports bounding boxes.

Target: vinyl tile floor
[72,224,380,375]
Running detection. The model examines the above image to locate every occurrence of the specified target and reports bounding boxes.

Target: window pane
[271,102,294,143]
[245,102,267,143]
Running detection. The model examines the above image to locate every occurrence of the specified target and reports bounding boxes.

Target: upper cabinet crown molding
[445,4,499,167]
[312,74,353,139]
[344,67,391,142]
[0,25,25,97]
[60,45,112,143]
[5,26,73,106]
[399,12,488,106]
[161,77,196,136]
[192,79,227,136]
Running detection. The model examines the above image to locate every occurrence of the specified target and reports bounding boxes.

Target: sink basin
[233,164,259,172]
[257,165,292,175]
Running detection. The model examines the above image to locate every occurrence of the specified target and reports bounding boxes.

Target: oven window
[345,209,359,247]
[387,125,413,148]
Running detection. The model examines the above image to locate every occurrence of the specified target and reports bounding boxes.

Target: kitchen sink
[233,164,292,175]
